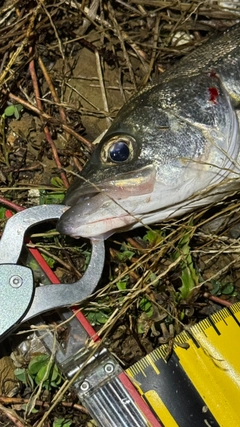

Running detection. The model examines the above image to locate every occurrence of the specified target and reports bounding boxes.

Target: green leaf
[137,323,145,334]
[14,368,28,384]
[211,280,236,296]
[4,105,16,117]
[139,297,153,317]
[14,368,34,388]
[86,310,110,325]
[21,403,38,413]
[95,311,110,324]
[35,364,51,384]
[117,250,135,261]
[179,263,196,300]
[53,418,72,427]
[4,104,23,119]
[14,104,23,119]
[143,229,162,245]
[0,207,7,219]
[42,253,55,269]
[221,283,235,295]
[179,310,185,321]
[174,227,198,300]
[51,177,64,188]
[39,191,65,204]
[28,354,49,375]
[210,280,221,296]
[148,272,159,286]
[82,250,91,270]
[116,280,128,291]
[35,361,61,389]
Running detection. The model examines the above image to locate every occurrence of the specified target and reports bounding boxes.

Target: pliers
[0,204,105,341]
[0,204,160,427]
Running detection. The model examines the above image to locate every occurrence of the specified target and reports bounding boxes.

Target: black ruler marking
[128,352,219,427]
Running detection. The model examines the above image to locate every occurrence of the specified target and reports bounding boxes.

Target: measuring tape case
[126,302,240,427]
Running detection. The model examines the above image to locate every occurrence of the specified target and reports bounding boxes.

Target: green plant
[211,280,237,297]
[174,227,198,300]
[51,177,64,188]
[139,296,153,318]
[117,249,135,261]
[116,278,129,291]
[0,206,7,219]
[117,242,136,262]
[143,228,163,245]
[2,104,23,120]
[86,310,111,325]
[38,177,65,205]
[53,418,72,427]
[14,354,62,390]
[148,272,160,287]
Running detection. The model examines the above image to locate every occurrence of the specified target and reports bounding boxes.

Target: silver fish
[57,24,240,239]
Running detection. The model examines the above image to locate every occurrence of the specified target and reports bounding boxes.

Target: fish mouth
[57,165,156,239]
[65,164,156,203]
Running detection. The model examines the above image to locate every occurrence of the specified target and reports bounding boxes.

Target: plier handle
[0,204,105,341]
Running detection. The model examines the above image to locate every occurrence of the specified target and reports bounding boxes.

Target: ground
[0,1,240,426]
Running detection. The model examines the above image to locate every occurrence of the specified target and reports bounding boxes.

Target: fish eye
[109,141,130,162]
[100,135,136,164]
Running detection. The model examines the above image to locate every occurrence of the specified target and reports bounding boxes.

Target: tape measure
[126,302,240,427]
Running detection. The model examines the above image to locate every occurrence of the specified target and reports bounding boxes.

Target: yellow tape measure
[126,302,240,427]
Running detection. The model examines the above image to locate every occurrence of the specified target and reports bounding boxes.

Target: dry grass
[0,1,240,425]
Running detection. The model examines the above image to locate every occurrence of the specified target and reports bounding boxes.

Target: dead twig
[29,50,69,188]
[95,49,111,128]
[0,396,89,414]
[107,1,137,90]
[0,3,42,87]
[0,403,32,427]
[3,91,94,151]
[203,293,233,307]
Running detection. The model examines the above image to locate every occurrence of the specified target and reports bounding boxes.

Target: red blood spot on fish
[209,71,217,78]
[208,87,219,104]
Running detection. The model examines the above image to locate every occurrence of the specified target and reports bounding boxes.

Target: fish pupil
[109,141,130,162]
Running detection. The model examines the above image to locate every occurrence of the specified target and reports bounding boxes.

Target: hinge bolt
[9,275,23,288]
[104,362,114,374]
[80,381,90,391]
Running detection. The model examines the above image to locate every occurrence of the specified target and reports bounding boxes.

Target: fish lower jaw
[61,214,137,240]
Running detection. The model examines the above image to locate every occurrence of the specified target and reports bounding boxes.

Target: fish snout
[56,192,137,239]
[57,165,156,239]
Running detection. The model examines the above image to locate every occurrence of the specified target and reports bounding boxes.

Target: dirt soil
[0,1,240,426]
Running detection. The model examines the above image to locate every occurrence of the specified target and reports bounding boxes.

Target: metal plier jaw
[0,204,105,341]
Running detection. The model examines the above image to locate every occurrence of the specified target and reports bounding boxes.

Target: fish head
[57,91,165,239]
[57,73,239,239]
[57,130,157,239]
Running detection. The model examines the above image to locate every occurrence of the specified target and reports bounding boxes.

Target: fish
[57,24,240,240]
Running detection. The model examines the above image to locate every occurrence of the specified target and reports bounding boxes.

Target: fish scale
[57,24,240,239]
[155,24,240,95]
